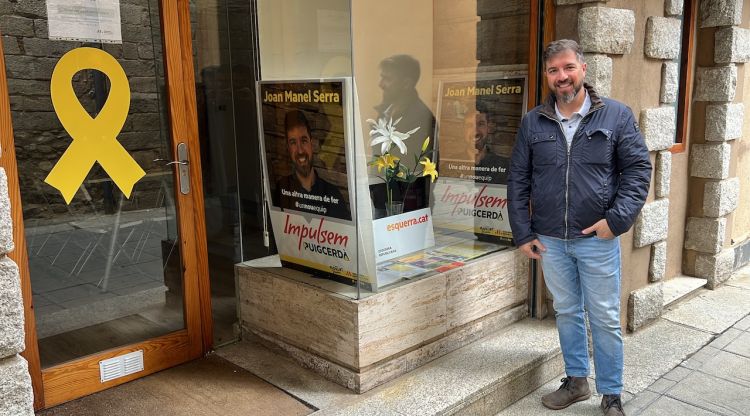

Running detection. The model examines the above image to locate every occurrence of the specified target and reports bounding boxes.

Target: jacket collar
[538,83,605,119]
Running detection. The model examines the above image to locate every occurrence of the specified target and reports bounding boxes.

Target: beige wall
[257,0,352,79]
[434,0,479,74]
[351,0,435,140]
[731,6,750,244]
[734,69,750,243]
[607,0,664,298]
[685,3,750,266]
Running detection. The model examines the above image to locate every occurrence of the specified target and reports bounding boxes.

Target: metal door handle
[154,142,190,194]
[153,158,189,166]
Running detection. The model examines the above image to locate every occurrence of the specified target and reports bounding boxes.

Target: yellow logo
[45,47,145,204]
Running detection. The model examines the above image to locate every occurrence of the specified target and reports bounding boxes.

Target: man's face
[545,49,586,104]
[379,69,408,104]
[286,125,313,178]
[464,112,490,151]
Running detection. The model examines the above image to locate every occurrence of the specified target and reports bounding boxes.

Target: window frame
[671,0,698,154]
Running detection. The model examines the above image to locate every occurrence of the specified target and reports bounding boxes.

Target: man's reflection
[464,108,509,185]
[371,55,436,214]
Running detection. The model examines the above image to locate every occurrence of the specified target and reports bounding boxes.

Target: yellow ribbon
[45,47,145,204]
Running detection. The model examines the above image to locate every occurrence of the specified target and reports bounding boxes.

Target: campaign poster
[432,178,513,242]
[432,75,526,244]
[258,79,360,282]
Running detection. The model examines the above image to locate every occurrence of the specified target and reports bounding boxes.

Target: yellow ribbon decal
[45,47,145,204]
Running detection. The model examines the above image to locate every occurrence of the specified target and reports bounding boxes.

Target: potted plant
[368,115,437,216]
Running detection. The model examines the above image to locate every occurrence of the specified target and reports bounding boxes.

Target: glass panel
[252,0,530,298]
[190,0,264,346]
[254,0,362,299]
[2,0,184,367]
[257,0,352,80]
[672,10,686,144]
[349,0,528,294]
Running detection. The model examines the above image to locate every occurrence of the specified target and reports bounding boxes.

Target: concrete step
[216,318,563,416]
[662,276,708,309]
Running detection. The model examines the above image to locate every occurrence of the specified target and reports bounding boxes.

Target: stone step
[662,275,708,309]
[216,318,563,416]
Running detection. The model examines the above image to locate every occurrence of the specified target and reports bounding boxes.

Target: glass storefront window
[3,0,185,367]
[253,0,533,298]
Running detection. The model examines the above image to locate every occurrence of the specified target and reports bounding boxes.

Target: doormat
[38,354,314,416]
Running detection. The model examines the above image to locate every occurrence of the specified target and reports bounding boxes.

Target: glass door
[0,0,209,409]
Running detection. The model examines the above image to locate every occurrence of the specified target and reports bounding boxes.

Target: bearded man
[508,39,651,416]
[275,110,351,221]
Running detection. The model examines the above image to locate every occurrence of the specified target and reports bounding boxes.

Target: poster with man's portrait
[431,75,527,244]
[261,80,351,220]
[436,76,526,183]
[258,80,358,281]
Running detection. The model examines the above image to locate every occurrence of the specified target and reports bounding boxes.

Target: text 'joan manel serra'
[263,89,341,103]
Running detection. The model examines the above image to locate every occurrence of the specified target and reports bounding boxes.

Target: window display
[255,0,533,297]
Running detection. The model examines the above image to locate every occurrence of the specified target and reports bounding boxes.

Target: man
[508,40,651,416]
[371,55,436,213]
[275,110,351,221]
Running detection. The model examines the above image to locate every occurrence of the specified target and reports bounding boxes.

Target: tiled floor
[629,314,750,415]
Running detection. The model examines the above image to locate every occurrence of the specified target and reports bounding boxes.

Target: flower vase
[386,200,404,216]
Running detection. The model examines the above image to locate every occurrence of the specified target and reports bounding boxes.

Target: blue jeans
[538,234,623,395]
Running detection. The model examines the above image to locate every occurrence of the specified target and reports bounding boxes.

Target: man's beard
[295,159,313,178]
[556,81,582,104]
[474,134,487,151]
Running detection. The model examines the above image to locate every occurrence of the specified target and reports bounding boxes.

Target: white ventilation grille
[99,350,144,383]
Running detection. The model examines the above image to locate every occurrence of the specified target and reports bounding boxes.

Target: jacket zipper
[540,105,604,239]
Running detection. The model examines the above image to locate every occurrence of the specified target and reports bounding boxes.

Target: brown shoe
[601,394,625,416]
[541,376,591,410]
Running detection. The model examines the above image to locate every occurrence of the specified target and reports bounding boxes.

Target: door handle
[154,159,189,166]
[154,142,190,194]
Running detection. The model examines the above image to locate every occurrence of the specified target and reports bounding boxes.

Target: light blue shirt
[555,91,591,148]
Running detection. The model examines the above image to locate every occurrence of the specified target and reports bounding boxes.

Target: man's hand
[582,219,615,239]
[519,239,546,260]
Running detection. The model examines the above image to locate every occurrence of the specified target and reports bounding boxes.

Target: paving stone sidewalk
[627,312,750,415]
[498,266,750,416]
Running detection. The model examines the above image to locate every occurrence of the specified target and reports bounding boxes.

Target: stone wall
[731,4,750,262]
[0,166,32,414]
[684,0,747,288]
[567,0,692,331]
[627,0,689,330]
[1,0,168,223]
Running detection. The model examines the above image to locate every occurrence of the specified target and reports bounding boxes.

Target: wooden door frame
[0,0,212,410]
[527,0,555,319]
[0,26,44,410]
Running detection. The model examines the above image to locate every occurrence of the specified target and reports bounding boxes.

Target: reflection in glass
[370,55,436,217]
[190,0,270,345]
[246,0,532,297]
[3,0,184,367]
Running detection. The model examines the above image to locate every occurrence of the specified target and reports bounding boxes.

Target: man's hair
[543,39,585,67]
[475,101,489,116]
[379,54,421,87]
[284,110,312,138]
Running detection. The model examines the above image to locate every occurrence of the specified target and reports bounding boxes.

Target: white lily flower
[367,116,420,155]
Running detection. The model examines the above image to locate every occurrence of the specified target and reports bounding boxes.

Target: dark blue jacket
[508,84,651,246]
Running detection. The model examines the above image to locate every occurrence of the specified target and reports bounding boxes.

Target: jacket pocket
[582,128,612,165]
[531,133,558,166]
